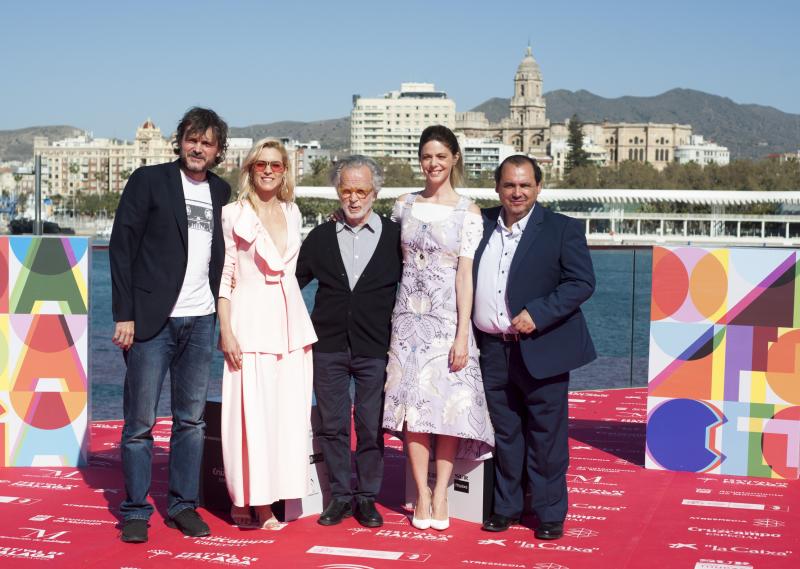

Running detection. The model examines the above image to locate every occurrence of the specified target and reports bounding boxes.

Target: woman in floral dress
[383,125,494,531]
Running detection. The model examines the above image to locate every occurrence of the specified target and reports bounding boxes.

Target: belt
[485,332,521,342]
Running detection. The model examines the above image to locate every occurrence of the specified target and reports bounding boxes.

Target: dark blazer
[110,160,231,341]
[474,205,596,378]
[296,216,402,358]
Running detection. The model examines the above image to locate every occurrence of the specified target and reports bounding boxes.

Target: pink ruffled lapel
[231,202,285,282]
[282,203,300,262]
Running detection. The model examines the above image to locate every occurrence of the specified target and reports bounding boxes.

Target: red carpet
[0,388,797,568]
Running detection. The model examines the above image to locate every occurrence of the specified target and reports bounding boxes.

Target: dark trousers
[312,350,386,502]
[479,334,570,523]
[120,314,214,520]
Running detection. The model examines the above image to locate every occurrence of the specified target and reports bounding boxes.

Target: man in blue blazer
[473,155,596,540]
[110,108,231,543]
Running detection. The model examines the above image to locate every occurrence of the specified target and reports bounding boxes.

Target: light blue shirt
[336,211,383,290]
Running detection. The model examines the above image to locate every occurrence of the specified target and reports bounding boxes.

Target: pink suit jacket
[218,200,317,354]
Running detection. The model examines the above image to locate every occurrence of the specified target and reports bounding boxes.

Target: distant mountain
[230,117,350,153]
[469,88,800,159]
[0,120,351,163]
[469,97,511,124]
[7,89,799,162]
[0,126,83,162]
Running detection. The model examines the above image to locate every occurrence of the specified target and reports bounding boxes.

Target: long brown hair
[418,124,464,188]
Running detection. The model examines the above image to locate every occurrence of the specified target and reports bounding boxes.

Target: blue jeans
[119,314,215,521]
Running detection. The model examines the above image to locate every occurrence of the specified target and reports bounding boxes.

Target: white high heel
[430,497,449,531]
[411,489,432,530]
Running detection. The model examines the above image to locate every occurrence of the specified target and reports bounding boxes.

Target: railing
[88,245,652,419]
[570,246,651,391]
[565,212,800,246]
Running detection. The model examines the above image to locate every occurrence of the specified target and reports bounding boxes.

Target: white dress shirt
[474,205,535,334]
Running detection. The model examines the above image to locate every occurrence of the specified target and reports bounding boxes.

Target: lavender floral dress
[383,193,494,459]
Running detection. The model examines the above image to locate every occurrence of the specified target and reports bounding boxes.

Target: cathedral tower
[509,46,546,128]
[502,46,549,154]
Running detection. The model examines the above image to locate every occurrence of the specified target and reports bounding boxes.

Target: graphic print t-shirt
[171,170,215,317]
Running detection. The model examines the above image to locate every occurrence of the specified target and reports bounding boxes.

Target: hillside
[229,117,350,153]
[470,88,800,159]
[5,89,799,161]
[0,126,83,162]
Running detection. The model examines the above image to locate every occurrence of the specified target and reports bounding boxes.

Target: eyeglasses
[253,160,286,174]
[338,188,373,200]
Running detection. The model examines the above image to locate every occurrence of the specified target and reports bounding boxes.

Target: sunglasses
[253,160,286,174]
[338,188,373,200]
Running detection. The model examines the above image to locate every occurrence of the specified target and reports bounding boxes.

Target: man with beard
[110,107,231,543]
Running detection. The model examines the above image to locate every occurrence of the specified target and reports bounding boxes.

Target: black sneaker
[166,508,211,537]
[120,519,149,543]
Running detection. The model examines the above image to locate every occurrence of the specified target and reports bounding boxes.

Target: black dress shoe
[165,508,211,537]
[354,499,383,528]
[318,500,353,526]
[482,513,518,532]
[120,518,149,543]
[535,521,564,540]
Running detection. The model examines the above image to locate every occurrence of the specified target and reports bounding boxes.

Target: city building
[456,46,550,157]
[549,121,693,174]
[455,47,704,179]
[0,162,29,196]
[603,123,693,168]
[548,136,609,179]
[350,82,456,166]
[772,150,800,162]
[674,135,731,166]
[215,137,333,181]
[460,138,516,180]
[32,122,332,196]
[549,121,611,178]
[32,119,173,196]
[220,137,256,171]
[292,144,332,181]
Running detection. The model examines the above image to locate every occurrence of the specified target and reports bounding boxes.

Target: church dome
[516,46,541,78]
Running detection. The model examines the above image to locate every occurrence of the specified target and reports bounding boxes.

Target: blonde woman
[217,139,317,528]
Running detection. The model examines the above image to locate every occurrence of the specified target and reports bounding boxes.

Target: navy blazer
[473,205,597,378]
[110,160,231,341]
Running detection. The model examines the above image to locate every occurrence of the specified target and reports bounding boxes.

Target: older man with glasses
[296,155,403,527]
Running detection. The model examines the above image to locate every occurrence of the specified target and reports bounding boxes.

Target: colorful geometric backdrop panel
[646,246,800,478]
[0,236,89,467]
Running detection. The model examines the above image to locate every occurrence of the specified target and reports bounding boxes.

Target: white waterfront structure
[674,135,730,166]
[295,186,800,246]
[350,82,456,166]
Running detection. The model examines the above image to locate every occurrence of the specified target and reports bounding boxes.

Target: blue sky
[2,0,798,137]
